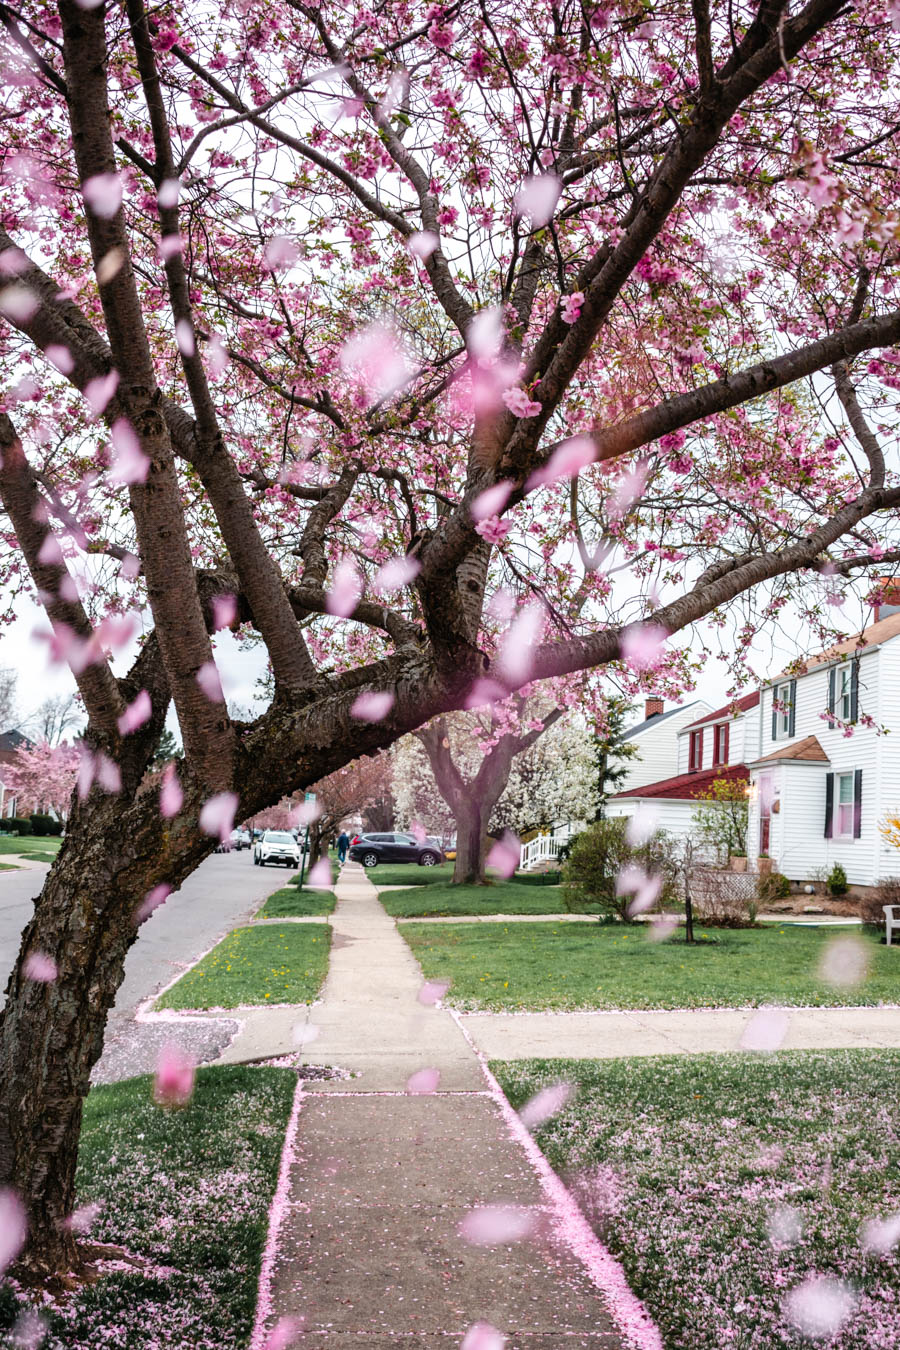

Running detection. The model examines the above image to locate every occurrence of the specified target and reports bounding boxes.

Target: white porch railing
[519,823,579,872]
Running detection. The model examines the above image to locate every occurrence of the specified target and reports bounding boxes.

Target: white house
[607,693,759,848]
[614,698,712,793]
[747,609,900,888]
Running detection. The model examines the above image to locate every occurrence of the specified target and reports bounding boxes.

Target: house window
[713,723,729,766]
[773,681,794,739]
[689,729,703,771]
[838,665,853,721]
[836,772,855,837]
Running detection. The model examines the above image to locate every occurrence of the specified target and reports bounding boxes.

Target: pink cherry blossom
[459,1205,535,1246]
[196,660,225,702]
[620,623,668,671]
[405,1067,441,1095]
[474,515,511,545]
[136,883,171,923]
[351,690,395,721]
[153,1043,196,1108]
[117,689,151,735]
[108,419,150,486]
[23,951,58,983]
[82,172,123,219]
[325,558,363,618]
[408,230,439,260]
[461,1322,506,1350]
[160,763,183,818]
[372,556,420,594]
[307,857,332,887]
[0,1189,26,1275]
[783,1276,857,1340]
[212,593,237,630]
[199,791,239,841]
[740,1007,789,1053]
[561,291,584,324]
[514,173,561,227]
[486,830,520,878]
[502,386,542,418]
[84,370,120,419]
[519,1081,572,1129]
[471,480,513,522]
[526,435,595,488]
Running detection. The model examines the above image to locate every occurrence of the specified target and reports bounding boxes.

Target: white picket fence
[518,824,578,872]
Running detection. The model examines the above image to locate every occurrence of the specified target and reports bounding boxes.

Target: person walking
[337,830,350,864]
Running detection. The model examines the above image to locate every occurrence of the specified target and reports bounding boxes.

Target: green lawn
[401,922,900,1010]
[0,1066,295,1349]
[156,924,330,1009]
[256,885,335,918]
[495,1051,900,1350]
[370,861,457,887]
[380,879,583,918]
[0,835,61,862]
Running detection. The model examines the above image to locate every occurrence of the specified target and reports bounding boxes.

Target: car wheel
[419,851,439,867]
[362,851,379,868]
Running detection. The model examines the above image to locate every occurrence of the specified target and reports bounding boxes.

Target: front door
[758,772,773,856]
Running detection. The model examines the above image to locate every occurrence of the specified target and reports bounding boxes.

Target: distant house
[607,694,759,848]
[613,698,713,794]
[747,607,900,888]
[0,730,29,818]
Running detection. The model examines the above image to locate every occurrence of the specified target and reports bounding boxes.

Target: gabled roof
[751,735,829,766]
[612,762,749,800]
[622,700,706,742]
[771,611,900,682]
[0,730,27,752]
[683,691,760,730]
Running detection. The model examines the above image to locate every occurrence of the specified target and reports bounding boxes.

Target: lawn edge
[248,1073,305,1350]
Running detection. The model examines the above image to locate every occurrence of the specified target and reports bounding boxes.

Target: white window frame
[774,682,792,740]
[835,771,855,838]
[837,663,853,722]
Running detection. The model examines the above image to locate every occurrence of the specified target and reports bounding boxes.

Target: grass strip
[0,1066,295,1349]
[379,879,578,918]
[401,921,900,1010]
[494,1050,900,1350]
[0,836,62,857]
[257,885,335,918]
[156,923,330,1010]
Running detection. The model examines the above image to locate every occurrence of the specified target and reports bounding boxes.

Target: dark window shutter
[771,690,778,740]
[853,769,862,838]
[824,772,834,838]
[788,679,796,737]
[828,668,836,716]
[850,661,859,724]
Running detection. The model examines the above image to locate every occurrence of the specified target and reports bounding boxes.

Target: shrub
[859,877,900,930]
[0,816,33,836]
[562,818,675,921]
[29,813,58,837]
[690,867,758,927]
[757,871,791,905]
[828,862,849,895]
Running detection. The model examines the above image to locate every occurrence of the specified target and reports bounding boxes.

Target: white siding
[606,796,706,848]
[617,701,712,792]
[676,705,758,775]
[877,638,900,881]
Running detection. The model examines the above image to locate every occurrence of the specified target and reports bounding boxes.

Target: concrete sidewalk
[249,864,631,1349]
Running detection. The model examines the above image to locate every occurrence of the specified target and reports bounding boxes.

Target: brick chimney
[644,697,664,720]
[874,577,900,623]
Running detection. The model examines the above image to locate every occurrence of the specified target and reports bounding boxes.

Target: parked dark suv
[348,832,443,868]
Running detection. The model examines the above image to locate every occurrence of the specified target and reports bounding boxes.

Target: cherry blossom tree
[1,740,79,820]
[0,0,899,1280]
[305,754,391,861]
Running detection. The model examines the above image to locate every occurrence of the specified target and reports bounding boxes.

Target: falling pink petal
[460,1205,535,1246]
[519,1082,571,1129]
[96,753,121,793]
[497,603,545,685]
[23,951,57,983]
[263,235,299,270]
[514,173,561,227]
[8,1308,47,1349]
[466,306,503,359]
[207,332,229,375]
[108,419,150,486]
[471,480,513,522]
[740,1007,789,1053]
[157,178,181,207]
[264,1317,305,1350]
[372,556,420,594]
[82,172,123,219]
[620,623,667,672]
[65,1202,103,1236]
[83,370,120,419]
[159,766,183,819]
[860,1211,900,1254]
[767,1205,804,1250]
[96,248,125,284]
[196,660,224,702]
[408,230,439,260]
[647,914,678,942]
[339,322,410,403]
[486,588,516,623]
[0,1190,26,1276]
[783,1277,857,1340]
[406,1067,441,1095]
[307,857,332,887]
[325,558,363,618]
[464,677,508,710]
[153,1043,196,1108]
[157,235,183,261]
[292,1022,320,1047]
[45,343,74,375]
[819,935,869,988]
[119,551,141,580]
[36,533,63,565]
[625,804,660,846]
[418,979,450,1005]
[211,593,237,630]
[608,460,650,518]
[409,819,427,843]
[0,285,38,322]
[351,691,394,722]
[461,1323,506,1350]
[174,318,195,356]
[526,436,596,489]
[136,883,171,923]
[199,791,239,841]
[95,610,140,655]
[291,799,322,826]
[0,246,28,276]
[117,689,151,735]
[486,831,520,879]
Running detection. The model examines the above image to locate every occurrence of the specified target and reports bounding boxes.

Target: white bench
[885,905,900,946]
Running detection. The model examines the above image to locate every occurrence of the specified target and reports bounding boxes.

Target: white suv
[253,829,301,869]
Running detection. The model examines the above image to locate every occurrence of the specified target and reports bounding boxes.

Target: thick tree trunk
[0,791,214,1279]
[452,800,488,885]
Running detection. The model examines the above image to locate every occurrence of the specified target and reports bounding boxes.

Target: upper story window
[828,661,858,725]
[836,772,855,837]
[689,729,703,772]
[771,679,796,741]
[713,722,729,766]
